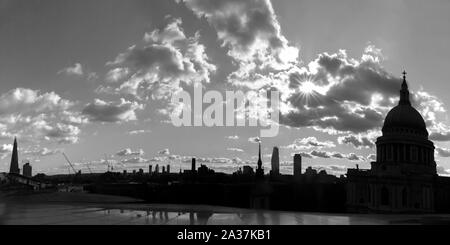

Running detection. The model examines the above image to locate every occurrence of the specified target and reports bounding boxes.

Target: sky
[1,0,450,176]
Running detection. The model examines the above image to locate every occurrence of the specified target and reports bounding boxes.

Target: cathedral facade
[347,73,450,213]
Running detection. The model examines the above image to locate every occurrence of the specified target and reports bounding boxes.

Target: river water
[2,201,450,225]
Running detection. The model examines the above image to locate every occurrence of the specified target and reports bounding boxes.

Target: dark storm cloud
[281,101,385,133]
[278,47,450,140]
[82,99,143,123]
[279,50,403,134]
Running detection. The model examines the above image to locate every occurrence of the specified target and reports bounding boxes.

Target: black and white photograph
[1,0,450,234]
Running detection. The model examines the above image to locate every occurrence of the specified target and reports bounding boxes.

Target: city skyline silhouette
[2,0,450,226]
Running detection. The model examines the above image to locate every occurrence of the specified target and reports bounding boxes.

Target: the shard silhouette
[9,137,20,174]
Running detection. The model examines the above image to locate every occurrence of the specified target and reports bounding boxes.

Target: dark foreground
[2,191,450,225]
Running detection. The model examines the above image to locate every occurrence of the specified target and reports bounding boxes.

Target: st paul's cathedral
[347,72,450,213]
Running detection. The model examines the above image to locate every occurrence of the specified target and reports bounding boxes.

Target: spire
[399,70,411,106]
[258,142,262,162]
[256,141,264,180]
[9,137,20,174]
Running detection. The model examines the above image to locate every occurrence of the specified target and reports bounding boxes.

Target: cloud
[338,134,375,149]
[0,144,12,154]
[227,148,244,152]
[0,88,83,144]
[437,165,450,176]
[24,147,62,157]
[179,0,299,66]
[226,135,239,140]
[32,121,81,144]
[297,152,313,158]
[347,153,364,161]
[436,147,450,157]
[248,136,261,143]
[280,49,400,134]
[283,136,335,150]
[367,154,376,161]
[0,88,72,115]
[105,68,130,83]
[310,150,331,159]
[429,132,450,142]
[82,98,143,123]
[297,149,365,161]
[268,46,450,144]
[121,157,150,164]
[0,144,12,159]
[58,63,84,76]
[127,129,152,135]
[116,148,145,157]
[178,0,450,153]
[158,148,171,155]
[311,164,348,176]
[105,17,216,100]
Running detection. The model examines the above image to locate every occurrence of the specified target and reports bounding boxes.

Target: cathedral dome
[381,72,428,136]
[383,104,427,134]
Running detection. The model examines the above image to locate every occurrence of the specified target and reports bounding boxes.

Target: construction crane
[104,154,114,172]
[62,153,78,175]
[85,162,93,174]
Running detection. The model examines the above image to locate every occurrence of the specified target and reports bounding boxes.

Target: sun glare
[299,81,316,94]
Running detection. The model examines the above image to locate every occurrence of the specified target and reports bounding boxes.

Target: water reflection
[1,201,450,225]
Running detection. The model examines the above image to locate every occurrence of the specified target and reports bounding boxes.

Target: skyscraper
[167,164,170,173]
[9,137,20,174]
[294,154,302,178]
[271,147,280,176]
[192,158,196,172]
